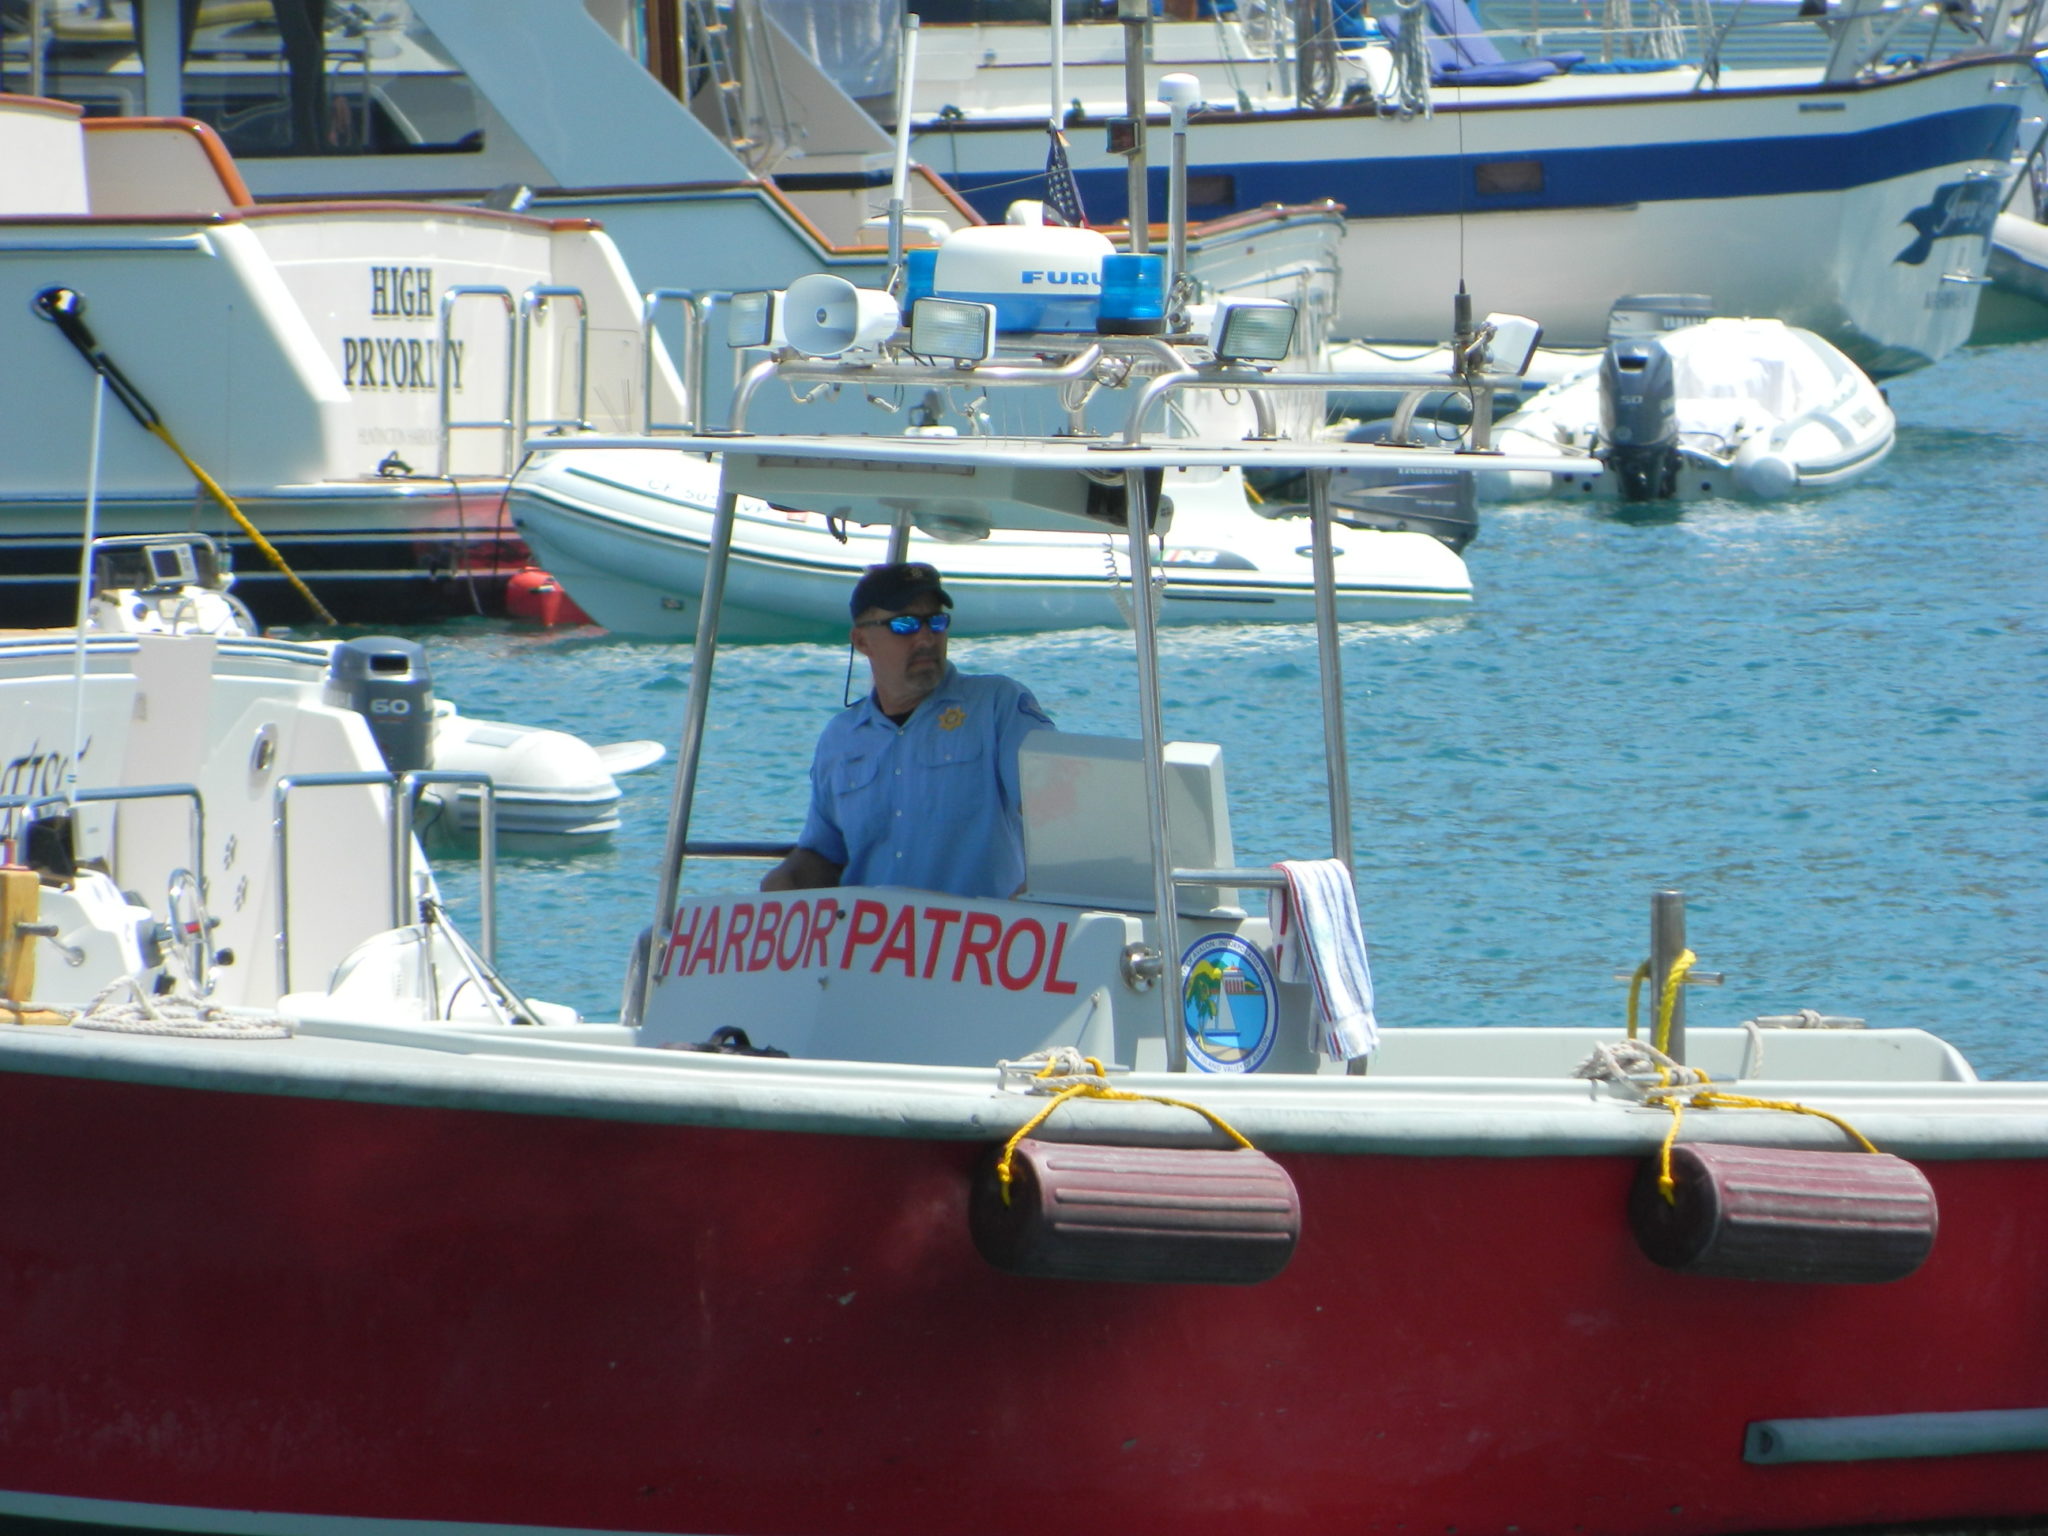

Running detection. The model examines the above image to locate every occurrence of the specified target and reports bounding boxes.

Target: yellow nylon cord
[995,1055,1257,1205]
[1624,960,1650,1040]
[1647,1081,1882,1204]
[1652,948,1695,1055]
[149,422,336,625]
[1656,1097,1688,1201]
[1614,961,1884,1202]
[1678,1091,1881,1154]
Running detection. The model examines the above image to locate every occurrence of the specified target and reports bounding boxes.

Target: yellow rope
[1644,1083,1882,1204]
[1616,956,1881,1202]
[1653,948,1695,1055]
[1683,1091,1879,1153]
[1623,951,1696,1053]
[1654,1096,1689,1200]
[994,1055,1257,1205]
[149,422,336,626]
[1624,959,1650,1039]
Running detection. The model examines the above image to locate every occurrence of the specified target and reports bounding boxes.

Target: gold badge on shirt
[938,706,966,732]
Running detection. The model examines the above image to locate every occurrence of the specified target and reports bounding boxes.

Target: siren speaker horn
[782,273,900,357]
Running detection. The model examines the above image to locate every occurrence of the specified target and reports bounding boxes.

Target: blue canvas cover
[1387,0,1585,86]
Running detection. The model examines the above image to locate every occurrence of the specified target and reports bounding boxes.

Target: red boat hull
[0,1070,2043,1535]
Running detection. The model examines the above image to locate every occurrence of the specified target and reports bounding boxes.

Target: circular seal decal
[1180,932,1278,1074]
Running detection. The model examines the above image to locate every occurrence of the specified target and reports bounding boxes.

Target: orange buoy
[505,568,592,627]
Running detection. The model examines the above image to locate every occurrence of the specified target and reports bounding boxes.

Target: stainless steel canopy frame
[590,337,1590,1053]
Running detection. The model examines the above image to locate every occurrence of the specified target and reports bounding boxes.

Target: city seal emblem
[1180,932,1279,1074]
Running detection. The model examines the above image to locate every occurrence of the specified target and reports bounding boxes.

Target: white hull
[921,58,2022,374]
[508,448,1472,641]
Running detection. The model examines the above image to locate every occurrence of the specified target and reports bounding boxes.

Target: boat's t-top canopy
[568,280,1594,1062]
[661,428,1587,537]
[569,315,1583,536]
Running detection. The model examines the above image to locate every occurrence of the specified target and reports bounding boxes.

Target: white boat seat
[1018,732,1240,918]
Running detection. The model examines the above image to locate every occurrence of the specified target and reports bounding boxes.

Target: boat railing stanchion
[1120,462,1185,1069]
[1305,466,1354,868]
[692,295,722,430]
[437,285,517,477]
[519,285,592,438]
[1247,381,1279,440]
[1651,890,1689,1065]
[1465,373,1496,453]
[637,488,743,1029]
[726,354,788,434]
[272,770,403,998]
[15,785,205,911]
[1646,889,1731,1065]
[389,773,410,936]
[1306,464,1368,1074]
[719,344,1112,437]
[400,771,499,963]
[641,289,721,434]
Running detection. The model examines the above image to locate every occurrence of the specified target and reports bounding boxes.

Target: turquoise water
[409,339,2048,1079]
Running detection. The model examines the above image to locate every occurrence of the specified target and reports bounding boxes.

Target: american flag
[1043,126,1088,228]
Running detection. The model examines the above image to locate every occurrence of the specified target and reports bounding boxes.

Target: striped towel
[1271,859,1380,1060]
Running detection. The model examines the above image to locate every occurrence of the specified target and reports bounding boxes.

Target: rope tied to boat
[1623,947,1697,1055]
[990,1047,1256,1206]
[69,975,294,1039]
[1577,1039,1881,1206]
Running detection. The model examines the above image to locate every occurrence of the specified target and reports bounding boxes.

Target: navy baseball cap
[849,562,952,620]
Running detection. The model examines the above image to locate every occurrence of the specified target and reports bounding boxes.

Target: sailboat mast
[888,11,921,280]
[1120,0,1149,252]
[1050,0,1065,131]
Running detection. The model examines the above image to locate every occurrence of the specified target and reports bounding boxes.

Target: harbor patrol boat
[0,281,2043,1536]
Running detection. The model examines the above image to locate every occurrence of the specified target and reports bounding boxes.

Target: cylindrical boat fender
[970,1137,1300,1285]
[1733,439,1800,499]
[505,567,591,627]
[1629,1142,1937,1284]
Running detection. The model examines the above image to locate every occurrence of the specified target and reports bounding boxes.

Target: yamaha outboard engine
[325,637,434,773]
[1598,339,1680,502]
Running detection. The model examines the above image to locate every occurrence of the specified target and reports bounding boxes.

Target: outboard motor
[1598,339,1680,502]
[325,637,434,773]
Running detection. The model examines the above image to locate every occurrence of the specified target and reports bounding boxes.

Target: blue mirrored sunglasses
[859,612,951,635]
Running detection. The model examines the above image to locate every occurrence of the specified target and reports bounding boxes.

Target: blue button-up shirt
[798,665,1055,900]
